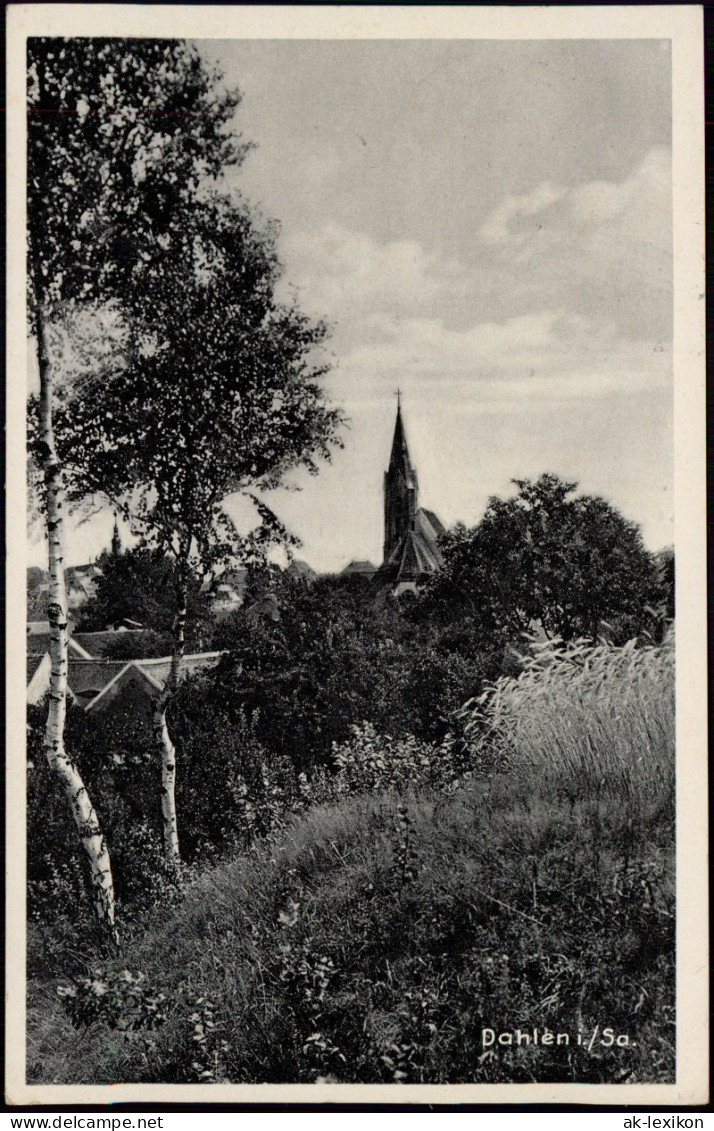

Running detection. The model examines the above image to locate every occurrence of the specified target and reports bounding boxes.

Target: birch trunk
[35,304,118,935]
[153,574,187,867]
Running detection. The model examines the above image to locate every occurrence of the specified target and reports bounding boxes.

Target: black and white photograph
[6,3,707,1107]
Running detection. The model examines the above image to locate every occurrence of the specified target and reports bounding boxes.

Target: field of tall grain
[28,633,675,1085]
[463,631,675,818]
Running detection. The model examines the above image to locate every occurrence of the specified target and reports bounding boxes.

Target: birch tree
[27,37,246,925]
[52,190,344,867]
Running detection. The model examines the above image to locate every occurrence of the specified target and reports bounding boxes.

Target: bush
[330,722,470,795]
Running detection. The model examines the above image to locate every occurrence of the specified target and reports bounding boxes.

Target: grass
[463,631,675,821]
[27,635,675,1086]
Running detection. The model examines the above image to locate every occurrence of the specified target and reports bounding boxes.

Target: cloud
[272,147,672,423]
[275,147,671,349]
[332,310,672,412]
[476,147,672,338]
[479,183,567,244]
[276,222,464,332]
[479,148,670,247]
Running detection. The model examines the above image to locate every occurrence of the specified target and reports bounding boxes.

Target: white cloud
[479,148,670,248]
[270,146,671,443]
[478,183,567,244]
[476,148,672,336]
[334,310,671,410]
[276,222,464,327]
[275,147,671,351]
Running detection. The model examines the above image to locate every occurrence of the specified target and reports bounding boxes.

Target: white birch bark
[153,574,187,867]
[35,304,118,935]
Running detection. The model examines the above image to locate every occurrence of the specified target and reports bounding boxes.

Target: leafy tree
[654,547,675,623]
[28,36,247,927]
[52,190,344,865]
[429,474,659,644]
[77,544,213,652]
[210,569,485,769]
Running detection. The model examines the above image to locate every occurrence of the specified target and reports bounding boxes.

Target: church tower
[383,395,418,564]
[381,397,445,593]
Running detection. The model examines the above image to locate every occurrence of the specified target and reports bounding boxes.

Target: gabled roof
[26,651,50,701]
[69,659,129,696]
[27,624,91,659]
[27,652,47,685]
[28,651,224,711]
[27,653,78,706]
[84,661,164,714]
[286,559,317,580]
[130,652,224,688]
[342,560,377,575]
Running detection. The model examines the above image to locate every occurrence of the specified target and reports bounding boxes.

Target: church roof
[387,405,418,490]
[383,507,444,583]
[419,509,446,538]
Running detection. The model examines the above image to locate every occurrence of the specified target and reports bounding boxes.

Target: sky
[33,38,673,571]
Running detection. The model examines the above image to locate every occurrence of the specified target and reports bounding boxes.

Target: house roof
[131,652,224,686]
[68,659,129,696]
[27,653,46,684]
[27,653,52,705]
[84,661,164,713]
[27,625,91,659]
[85,652,223,713]
[28,648,224,708]
[285,559,317,580]
[72,629,148,657]
[342,560,377,575]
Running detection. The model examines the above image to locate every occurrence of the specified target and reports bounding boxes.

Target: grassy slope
[28,636,675,1085]
[28,779,674,1085]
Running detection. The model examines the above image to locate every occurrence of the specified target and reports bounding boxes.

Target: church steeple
[111,513,122,558]
[384,398,418,564]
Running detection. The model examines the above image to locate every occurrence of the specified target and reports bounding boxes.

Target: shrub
[330,722,470,795]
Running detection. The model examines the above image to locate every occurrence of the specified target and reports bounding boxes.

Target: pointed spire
[111,513,122,558]
[388,394,416,487]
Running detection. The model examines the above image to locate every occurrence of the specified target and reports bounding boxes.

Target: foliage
[26,704,181,957]
[27,36,254,922]
[210,569,487,770]
[57,967,167,1033]
[28,37,245,316]
[330,723,469,796]
[654,547,675,621]
[28,634,675,1085]
[76,545,212,650]
[50,188,344,586]
[425,474,662,644]
[29,780,674,1086]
